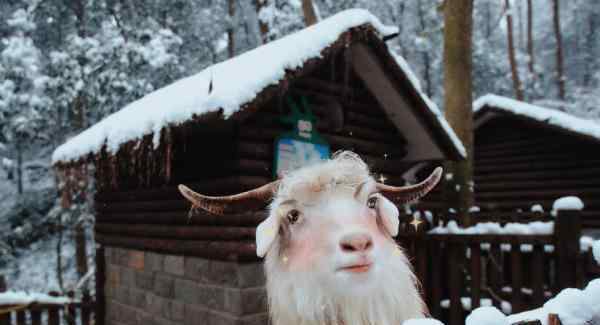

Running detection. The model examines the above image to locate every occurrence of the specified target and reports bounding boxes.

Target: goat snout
[339,232,373,253]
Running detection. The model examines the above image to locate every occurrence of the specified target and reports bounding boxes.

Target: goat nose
[339,233,373,253]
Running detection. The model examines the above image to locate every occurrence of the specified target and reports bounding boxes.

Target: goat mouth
[337,263,372,274]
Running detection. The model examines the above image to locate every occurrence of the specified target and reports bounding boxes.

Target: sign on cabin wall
[273,98,330,178]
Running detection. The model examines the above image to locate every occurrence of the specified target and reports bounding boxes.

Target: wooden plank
[510,244,523,313]
[475,179,600,192]
[448,243,462,325]
[96,210,266,227]
[476,159,600,174]
[489,243,502,308]
[554,211,581,288]
[429,241,442,318]
[48,306,60,325]
[531,244,545,306]
[95,223,256,241]
[30,310,41,325]
[15,311,25,325]
[470,243,482,310]
[95,246,105,325]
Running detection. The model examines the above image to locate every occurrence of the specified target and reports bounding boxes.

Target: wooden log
[96,200,188,214]
[470,243,482,310]
[293,77,370,99]
[345,111,397,132]
[96,223,256,241]
[531,244,545,306]
[95,176,270,203]
[342,124,399,142]
[475,167,600,182]
[475,179,600,192]
[475,188,600,200]
[476,159,600,174]
[321,133,406,157]
[236,141,272,160]
[96,210,266,227]
[95,234,258,262]
[510,244,523,313]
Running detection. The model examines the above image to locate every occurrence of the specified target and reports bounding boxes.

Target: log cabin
[52,10,464,325]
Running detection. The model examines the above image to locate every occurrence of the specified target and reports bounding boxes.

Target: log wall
[94,69,413,261]
[419,116,600,228]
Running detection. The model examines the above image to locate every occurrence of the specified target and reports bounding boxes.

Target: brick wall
[103,247,268,325]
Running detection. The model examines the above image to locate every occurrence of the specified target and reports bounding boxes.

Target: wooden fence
[398,210,594,325]
[0,279,95,325]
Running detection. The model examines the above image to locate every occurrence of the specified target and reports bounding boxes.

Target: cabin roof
[474,94,600,144]
[52,9,465,165]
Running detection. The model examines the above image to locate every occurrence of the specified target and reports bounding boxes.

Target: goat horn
[376,167,443,205]
[178,181,279,215]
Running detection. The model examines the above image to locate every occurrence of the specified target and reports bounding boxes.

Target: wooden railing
[0,290,95,325]
[397,210,588,325]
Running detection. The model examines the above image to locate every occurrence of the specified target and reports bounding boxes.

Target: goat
[178,151,441,325]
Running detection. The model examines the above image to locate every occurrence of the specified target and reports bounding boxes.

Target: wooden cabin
[52,10,464,325]
[472,95,600,229]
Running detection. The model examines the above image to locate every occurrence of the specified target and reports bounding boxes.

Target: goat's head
[178,151,441,325]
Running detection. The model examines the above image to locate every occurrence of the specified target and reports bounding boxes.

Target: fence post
[555,210,581,289]
[95,246,106,325]
[0,275,9,325]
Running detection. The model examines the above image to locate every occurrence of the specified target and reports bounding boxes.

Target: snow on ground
[474,94,600,141]
[403,318,444,325]
[466,306,509,325]
[507,279,600,325]
[52,9,398,164]
[593,241,600,264]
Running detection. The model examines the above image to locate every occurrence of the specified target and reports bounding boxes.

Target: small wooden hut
[53,10,464,325]
[471,94,600,228]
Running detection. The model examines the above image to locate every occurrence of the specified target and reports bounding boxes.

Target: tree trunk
[56,217,64,291]
[443,0,474,225]
[301,0,318,26]
[552,0,566,100]
[516,0,524,50]
[584,11,597,87]
[228,0,236,58]
[505,0,524,100]
[16,141,23,195]
[254,0,269,43]
[526,0,535,75]
[418,0,433,97]
[75,223,89,292]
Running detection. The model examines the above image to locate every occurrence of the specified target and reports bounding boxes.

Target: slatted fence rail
[0,293,95,325]
[397,210,585,325]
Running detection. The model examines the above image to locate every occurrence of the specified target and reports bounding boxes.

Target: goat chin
[264,241,426,325]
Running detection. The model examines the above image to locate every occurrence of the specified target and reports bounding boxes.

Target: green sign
[273,97,330,178]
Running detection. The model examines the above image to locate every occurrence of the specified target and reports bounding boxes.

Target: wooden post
[95,246,106,325]
[555,210,581,289]
[448,243,462,325]
[0,275,8,325]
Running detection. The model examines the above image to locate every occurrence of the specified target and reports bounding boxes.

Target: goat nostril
[340,234,373,252]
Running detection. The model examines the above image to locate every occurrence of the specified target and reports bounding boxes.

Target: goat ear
[377,194,400,236]
[256,215,280,257]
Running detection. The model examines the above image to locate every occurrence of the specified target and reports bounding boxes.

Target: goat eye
[287,209,301,224]
[367,196,378,209]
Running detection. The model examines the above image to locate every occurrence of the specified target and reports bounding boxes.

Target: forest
[0,0,599,293]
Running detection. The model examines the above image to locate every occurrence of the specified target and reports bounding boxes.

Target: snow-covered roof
[53,9,464,164]
[474,94,600,142]
[0,291,74,305]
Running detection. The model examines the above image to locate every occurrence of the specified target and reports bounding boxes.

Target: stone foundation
[103,247,268,325]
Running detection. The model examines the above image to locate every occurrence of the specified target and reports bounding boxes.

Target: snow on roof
[552,196,584,212]
[474,94,600,141]
[391,53,466,158]
[52,9,398,164]
[0,291,74,305]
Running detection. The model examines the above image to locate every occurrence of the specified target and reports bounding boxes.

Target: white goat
[179,151,442,325]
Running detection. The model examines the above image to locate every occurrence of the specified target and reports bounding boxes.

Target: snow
[466,307,509,325]
[531,204,544,213]
[441,298,512,314]
[430,220,554,235]
[0,291,73,305]
[403,318,444,325]
[474,94,600,142]
[507,281,600,325]
[593,240,600,264]
[552,196,584,212]
[51,9,400,164]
